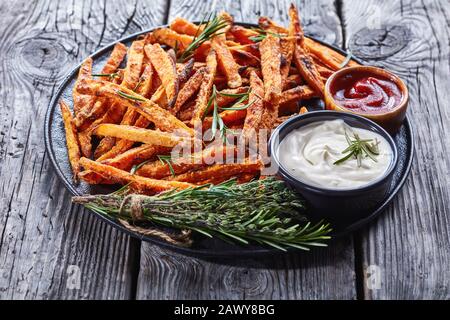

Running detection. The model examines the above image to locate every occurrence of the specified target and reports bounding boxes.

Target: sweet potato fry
[103,145,170,171]
[72,58,94,115]
[300,106,308,114]
[80,144,170,185]
[96,66,157,161]
[76,79,193,135]
[177,58,195,84]
[79,158,193,193]
[283,73,304,89]
[279,37,296,87]
[258,17,289,34]
[170,17,203,36]
[203,109,247,129]
[216,87,250,108]
[289,4,324,96]
[93,124,187,147]
[173,67,206,115]
[228,25,259,45]
[167,162,262,183]
[279,85,317,106]
[75,44,128,129]
[230,49,260,68]
[243,71,265,139]
[191,50,217,125]
[145,44,179,106]
[211,37,242,88]
[59,101,81,182]
[136,145,233,179]
[148,28,193,53]
[260,34,282,105]
[177,101,196,121]
[102,42,128,74]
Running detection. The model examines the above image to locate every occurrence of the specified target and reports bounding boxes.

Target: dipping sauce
[277,119,393,190]
[330,71,402,114]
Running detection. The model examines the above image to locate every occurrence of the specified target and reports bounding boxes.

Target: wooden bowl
[324,66,409,133]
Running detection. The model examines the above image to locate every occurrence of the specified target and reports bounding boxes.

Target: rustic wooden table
[0,0,448,300]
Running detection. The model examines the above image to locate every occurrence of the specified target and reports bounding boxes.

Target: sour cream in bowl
[277,119,393,190]
[269,111,398,223]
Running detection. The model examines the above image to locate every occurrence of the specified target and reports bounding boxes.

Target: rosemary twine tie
[118,194,192,247]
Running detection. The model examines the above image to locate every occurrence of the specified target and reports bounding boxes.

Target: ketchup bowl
[324,66,409,133]
[269,111,399,225]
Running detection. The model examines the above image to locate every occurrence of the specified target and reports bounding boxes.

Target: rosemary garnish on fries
[157,155,176,176]
[249,27,284,42]
[73,177,332,251]
[205,85,254,141]
[92,73,120,81]
[334,131,380,167]
[178,13,228,62]
[116,90,146,102]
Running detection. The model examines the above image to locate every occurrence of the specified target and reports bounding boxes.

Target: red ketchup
[330,71,402,114]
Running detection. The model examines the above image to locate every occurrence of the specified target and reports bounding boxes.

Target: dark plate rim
[44,23,414,257]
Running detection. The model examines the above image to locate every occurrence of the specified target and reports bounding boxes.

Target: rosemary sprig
[157,155,176,176]
[178,13,228,62]
[116,90,146,102]
[130,159,152,175]
[334,131,380,167]
[72,178,332,251]
[249,27,284,43]
[92,73,119,81]
[205,86,255,141]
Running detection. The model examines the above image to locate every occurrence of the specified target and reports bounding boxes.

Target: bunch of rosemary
[178,13,228,62]
[73,178,332,251]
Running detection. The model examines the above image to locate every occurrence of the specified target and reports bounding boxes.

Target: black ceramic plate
[45,23,414,257]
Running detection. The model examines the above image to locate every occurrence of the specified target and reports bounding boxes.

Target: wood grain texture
[343,0,450,299]
[137,0,357,300]
[0,0,166,299]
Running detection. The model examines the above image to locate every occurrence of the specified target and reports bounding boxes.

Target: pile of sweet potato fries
[59,4,358,194]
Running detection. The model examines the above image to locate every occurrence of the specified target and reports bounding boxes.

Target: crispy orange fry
[173,67,206,115]
[170,17,203,36]
[59,101,81,182]
[279,85,317,105]
[279,37,296,88]
[75,44,128,129]
[191,50,217,125]
[300,106,308,114]
[76,79,193,135]
[145,44,179,106]
[102,42,128,74]
[203,109,247,129]
[289,4,324,96]
[243,71,265,139]
[258,17,289,34]
[230,49,260,67]
[79,157,193,193]
[178,101,196,121]
[103,145,170,171]
[260,34,282,105]
[93,124,187,147]
[73,58,94,115]
[216,87,250,108]
[229,25,259,45]
[283,73,304,90]
[211,37,242,88]
[136,145,233,179]
[167,162,262,183]
[80,144,170,185]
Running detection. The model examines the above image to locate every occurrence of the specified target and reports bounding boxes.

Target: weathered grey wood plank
[342,0,450,299]
[0,0,167,299]
[136,0,357,300]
